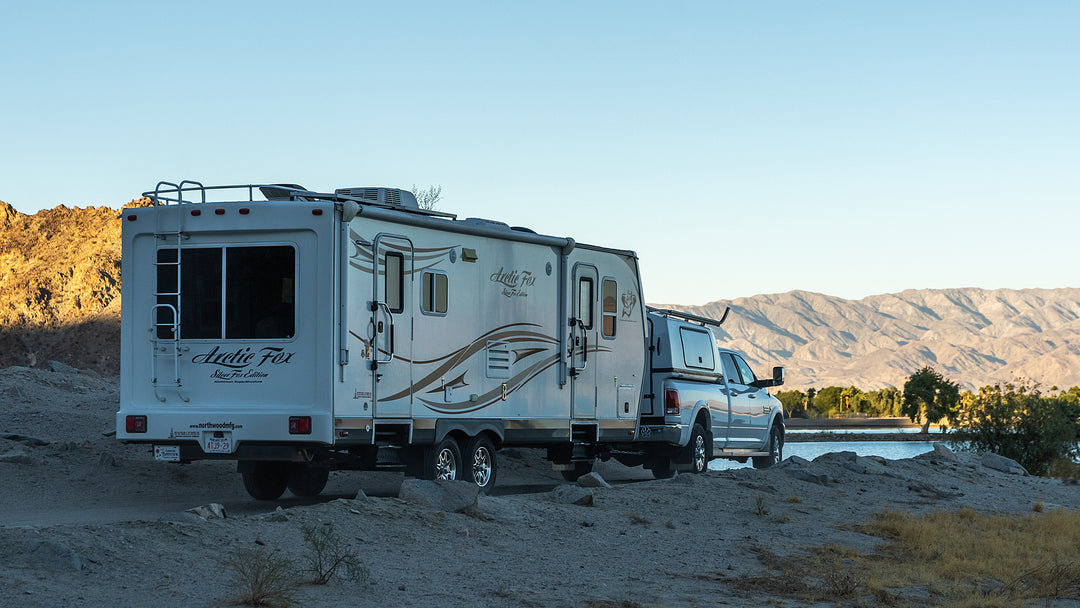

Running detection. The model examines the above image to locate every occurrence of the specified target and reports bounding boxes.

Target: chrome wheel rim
[693,434,706,472]
[436,448,457,480]
[471,446,492,487]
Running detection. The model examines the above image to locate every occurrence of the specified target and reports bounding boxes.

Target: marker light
[126,415,148,433]
[289,416,312,434]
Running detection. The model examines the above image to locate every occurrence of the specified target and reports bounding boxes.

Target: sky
[2,1,1077,305]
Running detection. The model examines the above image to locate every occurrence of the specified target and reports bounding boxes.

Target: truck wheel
[650,459,676,479]
[753,426,783,469]
[463,435,497,493]
[287,464,329,497]
[559,461,593,482]
[426,437,462,481]
[242,461,289,500]
[687,423,708,474]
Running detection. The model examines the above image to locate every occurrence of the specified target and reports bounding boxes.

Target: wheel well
[694,409,710,431]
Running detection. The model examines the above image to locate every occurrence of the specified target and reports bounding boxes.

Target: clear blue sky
[2,2,1077,305]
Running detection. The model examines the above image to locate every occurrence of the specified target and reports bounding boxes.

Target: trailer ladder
[149,180,203,402]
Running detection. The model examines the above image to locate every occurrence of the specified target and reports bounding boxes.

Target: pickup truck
[606,307,786,478]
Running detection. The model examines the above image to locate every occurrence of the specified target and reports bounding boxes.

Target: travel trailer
[117,182,784,499]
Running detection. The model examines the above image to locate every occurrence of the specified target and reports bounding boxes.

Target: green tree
[950,383,1080,476]
[775,390,806,417]
[411,184,442,210]
[902,366,960,433]
[813,386,843,417]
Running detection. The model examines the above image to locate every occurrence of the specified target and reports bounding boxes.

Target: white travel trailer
[118,182,655,499]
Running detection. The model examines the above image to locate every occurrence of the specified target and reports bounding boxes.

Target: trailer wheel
[242,461,289,500]
[287,464,329,497]
[559,461,593,482]
[426,437,462,481]
[463,435,497,493]
[753,426,783,469]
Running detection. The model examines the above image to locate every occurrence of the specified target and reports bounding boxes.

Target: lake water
[708,440,936,471]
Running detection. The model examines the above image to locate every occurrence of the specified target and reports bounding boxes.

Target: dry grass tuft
[221,546,296,607]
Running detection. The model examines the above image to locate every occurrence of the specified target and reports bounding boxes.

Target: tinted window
[679,327,715,370]
[384,252,404,313]
[577,278,593,329]
[733,354,758,385]
[421,271,448,315]
[601,279,617,338]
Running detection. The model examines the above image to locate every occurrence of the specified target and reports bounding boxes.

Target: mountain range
[659,288,1080,391]
[2,200,1078,390]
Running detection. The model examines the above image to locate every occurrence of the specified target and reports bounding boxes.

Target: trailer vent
[486,341,511,379]
[334,187,419,209]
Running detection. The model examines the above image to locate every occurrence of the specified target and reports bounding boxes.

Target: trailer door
[570,264,598,419]
[370,235,414,418]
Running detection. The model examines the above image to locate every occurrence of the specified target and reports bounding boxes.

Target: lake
[708,440,936,471]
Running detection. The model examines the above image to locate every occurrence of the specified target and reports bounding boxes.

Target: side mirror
[772,366,785,386]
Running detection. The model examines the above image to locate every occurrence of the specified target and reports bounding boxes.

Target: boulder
[0,530,83,571]
[916,443,959,463]
[46,360,79,374]
[980,453,1029,476]
[398,479,479,513]
[577,472,611,489]
[549,484,595,506]
[0,450,35,465]
[778,456,831,486]
[186,503,227,519]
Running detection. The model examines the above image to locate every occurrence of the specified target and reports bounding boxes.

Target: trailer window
[155,245,295,340]
[421,270,448,315]
[601,278,617,338]
[577,278,594,329]
[384,252,404,313]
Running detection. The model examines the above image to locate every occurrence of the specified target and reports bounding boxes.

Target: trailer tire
[753,425,783,469]
[287,464,329,497]
[559,461,593,482]
[463,435,497,494]
[426,437,462,482]
[242,461,289,501]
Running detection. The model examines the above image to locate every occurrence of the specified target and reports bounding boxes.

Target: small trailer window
[384,252,404,313]
[155,245,295,340]
[577,278,594,329]
[421,271,448,315]
[679,327,715,370]
[601,278,617,338]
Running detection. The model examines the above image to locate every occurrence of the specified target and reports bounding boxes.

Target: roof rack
[142,182,456,219]
[646,306,730,327]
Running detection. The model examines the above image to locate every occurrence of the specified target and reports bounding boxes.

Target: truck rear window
[156,245,295,340]
[679,327,715,370]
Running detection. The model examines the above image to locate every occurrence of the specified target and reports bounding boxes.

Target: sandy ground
[1,365,1078,608]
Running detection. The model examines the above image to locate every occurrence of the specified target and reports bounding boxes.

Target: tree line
[776,367,1080,476]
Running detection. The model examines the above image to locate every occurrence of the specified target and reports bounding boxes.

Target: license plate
[154,445,181,462]
[203,433,233,454]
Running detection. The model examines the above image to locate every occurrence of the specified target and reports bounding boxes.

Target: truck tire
[650,459,676,479]
[287,464,329,497]
[687,423,708,474]
[242,461,289,500]
[425,437,462,481]
[753,426,783,469]
[463,434,497,493]
[559,461,593,482]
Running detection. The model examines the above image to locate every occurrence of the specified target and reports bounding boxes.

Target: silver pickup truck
[629,307,786,477]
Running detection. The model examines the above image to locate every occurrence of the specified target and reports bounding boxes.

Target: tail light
[664,389,680,416]
[126,415,147,433]
[289,416,312,434]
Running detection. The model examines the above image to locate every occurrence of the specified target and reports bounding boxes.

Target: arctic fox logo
[621,291,637,318]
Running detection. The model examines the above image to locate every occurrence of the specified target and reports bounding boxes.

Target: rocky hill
[659,288,1080,391]
[3,201,1078,389]
[0,199,147,373]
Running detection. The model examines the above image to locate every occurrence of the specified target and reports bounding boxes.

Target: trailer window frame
[384,251,405,314]
[155,243,297,341]
[420,270,448,316]
[601,277,617,339]
[577,277,594,330]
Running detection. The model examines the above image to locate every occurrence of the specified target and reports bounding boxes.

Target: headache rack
[142,181,455,219]
[646,305,730,327]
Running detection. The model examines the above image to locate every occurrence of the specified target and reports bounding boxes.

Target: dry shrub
[221,547,296,607]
